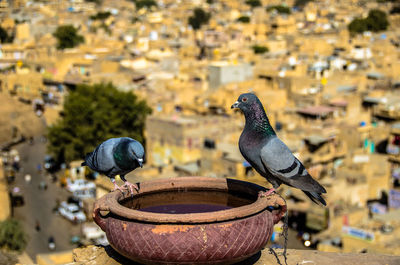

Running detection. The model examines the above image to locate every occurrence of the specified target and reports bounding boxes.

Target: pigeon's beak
[137,158,143,168]
[231,101,240,109]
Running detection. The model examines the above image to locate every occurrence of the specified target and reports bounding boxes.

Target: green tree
[245,0,261,8]
[252,45,269,54]
[131,16,141,23]
[0,26,8,43]
[294,0,313,8]
[348,9,389,35]
[348,17,367,34]
[47,83,152,162]
[237,16,250,23]
[390,5,400,14]
[53,25,84,50]
[85,0,102,4]
[90,11,111,20]
[131,0,157,9]
[188,8,211,30]
[0,26,13,43]
[365,9,389,32]
[0,219,27,252]
[267,5,291,14]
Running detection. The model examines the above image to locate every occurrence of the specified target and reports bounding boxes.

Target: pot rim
[94,176,286,224]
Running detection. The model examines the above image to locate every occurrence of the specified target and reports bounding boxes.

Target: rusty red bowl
[93,177,286,265]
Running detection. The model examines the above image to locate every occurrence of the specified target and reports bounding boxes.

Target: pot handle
[275,202,287,224]
[93,205,108,232]
[270,195,287,224]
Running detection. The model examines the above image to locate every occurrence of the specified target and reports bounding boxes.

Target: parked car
[67,196,83,208]
[94,234,108,246]
[66,179,96,199]
[67,179,96,193]
[44,155,60,173]
[10,187,24,207]
[58,201,86,223]
[70,235,81,245]
[82,222,108,246]
[6,169,15,184]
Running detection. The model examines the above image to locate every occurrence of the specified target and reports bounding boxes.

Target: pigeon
[81,137,144,195]
[231,93,327,205]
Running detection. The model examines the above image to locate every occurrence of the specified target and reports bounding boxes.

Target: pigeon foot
[259,188,276,198]
[113,183,125,193]
[123,181,139,196]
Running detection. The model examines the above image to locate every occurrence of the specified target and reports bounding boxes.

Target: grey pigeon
[81,137,144,195]
[231,93,327,205]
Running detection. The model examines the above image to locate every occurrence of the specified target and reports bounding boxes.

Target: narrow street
[10,135,81,259]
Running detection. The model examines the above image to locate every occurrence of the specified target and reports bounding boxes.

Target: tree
[390,5,400,14]
[0,26,13,43]
[237,16,250,23]
[53,25,84,50]
[245,0,262,8]
[252,45,269,54]
[188,8,211,30]
[131,16,142,24]
[365,9,389,32]
[0,219,27,252]
[0,26,8,43]
[348,9,389,35]
[294,0,313,8]
[348,17,367,34]
[85,0,102,4]
[85,0,103,5]
[47,83,152,162]
[131,0,157,9]
[267,5,291,14]
[90,11,111,20]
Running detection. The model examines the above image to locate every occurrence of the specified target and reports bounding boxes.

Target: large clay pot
[93,177,286,265]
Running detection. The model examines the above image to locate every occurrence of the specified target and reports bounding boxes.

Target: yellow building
[146,115,237,167]
[0,160,10,221]
[15,23,30,41]
[270,16,296,35]
[1,72,44,99]
[339,212,400,255]
[297,36,334,56]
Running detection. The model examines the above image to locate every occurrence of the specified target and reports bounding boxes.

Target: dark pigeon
[81,137,144,195]
[231,93,327,205]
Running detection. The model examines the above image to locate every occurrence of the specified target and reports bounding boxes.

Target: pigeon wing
[260,137,326,193]
[85,139,119,176]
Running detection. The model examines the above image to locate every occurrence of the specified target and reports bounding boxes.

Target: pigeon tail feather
[303,190,326,206]
[286,173,327,194]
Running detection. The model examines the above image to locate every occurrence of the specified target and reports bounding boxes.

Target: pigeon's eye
[242,97,247,102]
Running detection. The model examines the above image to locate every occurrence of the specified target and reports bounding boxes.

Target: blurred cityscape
[0,0,400,264]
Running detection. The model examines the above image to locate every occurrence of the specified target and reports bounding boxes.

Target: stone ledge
[72,245,400,265]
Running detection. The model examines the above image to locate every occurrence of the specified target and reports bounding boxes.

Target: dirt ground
[0,92,46,145]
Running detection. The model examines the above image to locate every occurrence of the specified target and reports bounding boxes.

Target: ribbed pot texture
[93,177,286,265]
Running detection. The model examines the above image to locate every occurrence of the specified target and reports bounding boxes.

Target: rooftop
[297,106,336,117]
